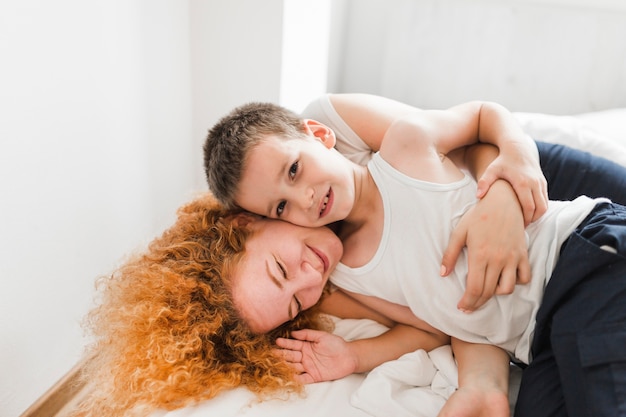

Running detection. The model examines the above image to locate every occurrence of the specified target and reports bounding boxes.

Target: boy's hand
[476,145,548,226]
[441,180,530,312]
[274,329,358,383]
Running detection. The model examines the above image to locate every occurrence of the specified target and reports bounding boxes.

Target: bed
[154,108,626,417]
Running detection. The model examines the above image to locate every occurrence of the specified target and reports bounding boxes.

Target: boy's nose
[298,185,315,210]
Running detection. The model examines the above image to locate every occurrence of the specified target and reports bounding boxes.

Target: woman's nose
[294,271,324,307]
[293,261,323,289]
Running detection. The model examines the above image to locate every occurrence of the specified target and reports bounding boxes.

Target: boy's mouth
[319,188,333,218]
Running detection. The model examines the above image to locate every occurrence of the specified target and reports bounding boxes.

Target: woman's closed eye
[293,295,302,316]
[276,258,287,278]
[275,258,301,318]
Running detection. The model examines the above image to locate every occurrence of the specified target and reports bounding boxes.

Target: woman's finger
[275,337,304,350]
[272,348,302,363]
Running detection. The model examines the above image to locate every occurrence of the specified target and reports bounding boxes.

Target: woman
[77,191,518,417]
[73,196,340,417]
[76,186,626,417]
[75,189,515,417]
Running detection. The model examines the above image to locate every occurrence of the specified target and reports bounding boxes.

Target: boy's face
[235,133,356,228]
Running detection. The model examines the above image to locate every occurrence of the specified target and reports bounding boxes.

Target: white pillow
[514,110,626,167]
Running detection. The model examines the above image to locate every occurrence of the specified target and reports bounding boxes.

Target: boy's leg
[514,347,568,417]
[520,203,626,417]
[536,141,626,204]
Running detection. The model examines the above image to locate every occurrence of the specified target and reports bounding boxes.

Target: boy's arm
[333,94,537,311]
[330,93,547,224]
[438,338,511,417]
[380,116,532,312]
[275,324,449,384]
[446,144,530,311]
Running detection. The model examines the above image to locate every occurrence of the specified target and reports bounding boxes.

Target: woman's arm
[438,338,511,417]
[319,286,396,328]
[275,324,449,384]
[282,289,450,383]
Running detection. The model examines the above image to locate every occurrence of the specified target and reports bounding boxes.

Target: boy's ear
[230,212,261,228]
[303,119,336,149]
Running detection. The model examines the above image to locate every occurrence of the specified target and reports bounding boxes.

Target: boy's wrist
[499,136,540,163]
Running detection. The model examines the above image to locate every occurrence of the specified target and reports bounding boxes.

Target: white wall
[328,0,626,114]
[190,0,330,179]
[189,0,283,191]
[279,0,332,113]
[0,0,329,415]
[0,1,197,415]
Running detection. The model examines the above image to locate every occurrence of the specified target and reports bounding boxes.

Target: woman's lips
[310,246,329,273]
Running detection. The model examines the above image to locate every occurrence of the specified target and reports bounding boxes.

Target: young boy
[205,100,549,311]
[204,100,547,415]
[204,101,626,416]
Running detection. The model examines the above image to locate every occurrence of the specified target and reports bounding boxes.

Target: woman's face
[230,216,343,333]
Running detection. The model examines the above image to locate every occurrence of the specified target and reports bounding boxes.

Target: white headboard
[328,0,626,114]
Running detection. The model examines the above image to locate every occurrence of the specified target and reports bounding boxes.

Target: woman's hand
[441,180,530,312]
[274,329,358,383]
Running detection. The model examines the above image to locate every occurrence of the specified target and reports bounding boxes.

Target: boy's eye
[276,201,286,217]
[288,162,298,179]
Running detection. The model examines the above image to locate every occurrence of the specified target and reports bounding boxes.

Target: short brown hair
[203,102,307,208]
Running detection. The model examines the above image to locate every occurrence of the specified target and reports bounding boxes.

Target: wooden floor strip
[19,356,90,417]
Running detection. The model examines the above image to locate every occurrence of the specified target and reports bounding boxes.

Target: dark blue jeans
[513,143,626,416]
[514,200,626,416]
[536,141,626,205]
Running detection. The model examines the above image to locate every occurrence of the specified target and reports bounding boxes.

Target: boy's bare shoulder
[379,116,443,179]
[381,116,433,154]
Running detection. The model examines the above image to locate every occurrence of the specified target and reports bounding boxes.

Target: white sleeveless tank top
[331,153,598,362]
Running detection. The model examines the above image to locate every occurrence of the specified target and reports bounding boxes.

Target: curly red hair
[72,193,331,417]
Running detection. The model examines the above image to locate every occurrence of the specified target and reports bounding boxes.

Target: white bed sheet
[153,318,388,417]
[155,108,626,417]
